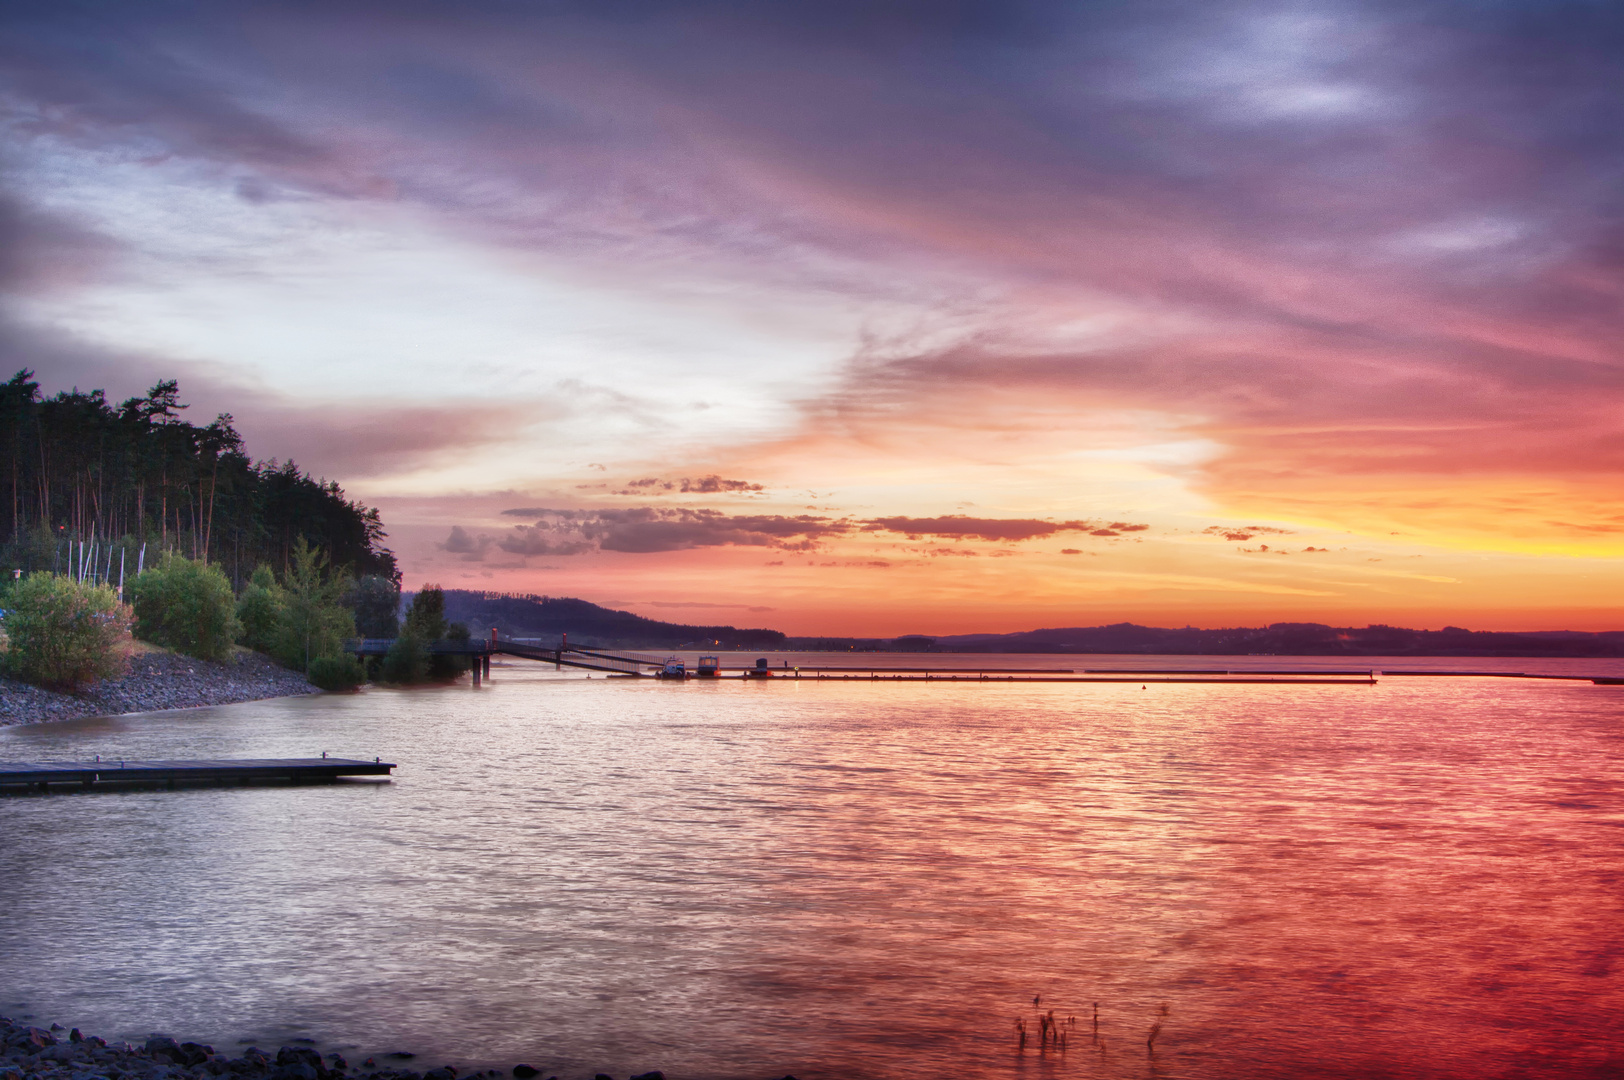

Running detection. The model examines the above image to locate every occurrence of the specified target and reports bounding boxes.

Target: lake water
[2,654,1622,1080]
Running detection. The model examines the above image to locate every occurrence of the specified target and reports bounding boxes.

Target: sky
[6,0,1624,635]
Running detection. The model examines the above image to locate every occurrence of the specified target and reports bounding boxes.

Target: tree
[404,586,447,640]
[235,564,284,654]
[128,555,241,662]
[276,537,355,672]
[0,371,399,587]
[3,574,131,690]
[346,574,400,637]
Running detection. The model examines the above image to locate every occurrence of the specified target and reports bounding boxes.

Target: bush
[307,654,366,691]
[380,631,428,684]
[236,564,284,654]
[129,555,241,662]
[2,574,131,690]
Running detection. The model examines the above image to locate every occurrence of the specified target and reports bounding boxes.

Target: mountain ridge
[435,592,1624,656]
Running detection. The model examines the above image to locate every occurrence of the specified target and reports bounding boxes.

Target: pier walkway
[344,637,1624,685]
[0,757,395,792]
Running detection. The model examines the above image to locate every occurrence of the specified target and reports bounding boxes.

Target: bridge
[345,636,664,679]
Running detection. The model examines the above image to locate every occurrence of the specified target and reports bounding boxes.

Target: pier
[344,637,1624,685]
[0,757,395,793]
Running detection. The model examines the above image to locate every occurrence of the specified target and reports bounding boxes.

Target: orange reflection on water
[0,659,1620,1079]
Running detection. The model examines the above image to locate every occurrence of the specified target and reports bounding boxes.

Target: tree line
[0,369,398,587]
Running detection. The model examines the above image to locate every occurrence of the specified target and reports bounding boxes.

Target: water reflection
[2,657,1622,1079]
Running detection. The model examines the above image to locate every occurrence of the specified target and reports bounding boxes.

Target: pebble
[0,652,315,728]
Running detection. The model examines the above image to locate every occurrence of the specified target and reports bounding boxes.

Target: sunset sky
[7,0,1624,635]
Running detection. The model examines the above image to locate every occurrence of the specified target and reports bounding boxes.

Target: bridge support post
[471,657,481,686]
[483,653,491,678]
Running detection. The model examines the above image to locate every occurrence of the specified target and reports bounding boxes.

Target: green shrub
[2,574,131,690]
[307,654,366,691]
[380,630,428,684]
[236,564,284,654]
[128,555,242,661]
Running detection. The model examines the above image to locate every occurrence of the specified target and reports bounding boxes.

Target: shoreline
[0,650,316,728]
[0,1017,678,1080]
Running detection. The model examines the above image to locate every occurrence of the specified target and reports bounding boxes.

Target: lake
[2,654,1622,1079]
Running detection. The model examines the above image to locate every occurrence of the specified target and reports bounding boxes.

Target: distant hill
[436,591,786,650]
[428,593,1624,656]
[931,622,1624,657]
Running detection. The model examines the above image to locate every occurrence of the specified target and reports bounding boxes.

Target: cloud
[1204,525,1295,542]
[681,475,764,494]
[0,194,121,295]
[440,525,495,561]
[498,526,594,557]
[12,0,1624,565]
[641,601,777,612]
[863,515,1147,541]
[611,474,765,495]
[9,322,547,482]
[496,506,849,554]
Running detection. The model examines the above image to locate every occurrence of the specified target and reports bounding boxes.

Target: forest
[0,369,398,587]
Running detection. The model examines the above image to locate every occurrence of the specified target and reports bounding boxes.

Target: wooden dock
[0,757,395,792]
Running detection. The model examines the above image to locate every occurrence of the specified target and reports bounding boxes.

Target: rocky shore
[0,1019,687,1080]
[0,650,316,727]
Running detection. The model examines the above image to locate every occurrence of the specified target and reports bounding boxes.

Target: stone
[422,1069,455,1080]
[630,1073,664,1080]
[176,1045,211,1068]
[146,1039,180,1060]
[275,1048,325,1080]
[70,1032,83,1045]
[510,1068,537,1079]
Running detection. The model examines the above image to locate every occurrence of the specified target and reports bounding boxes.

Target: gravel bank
[0,1019,692,1080]
[0,651,315,727]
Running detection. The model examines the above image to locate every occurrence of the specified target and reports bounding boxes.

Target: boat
[696,655,720,677]
[744,657,773,678]
[656,657,686,679]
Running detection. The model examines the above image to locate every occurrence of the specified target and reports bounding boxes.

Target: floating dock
[0,757,395,793]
